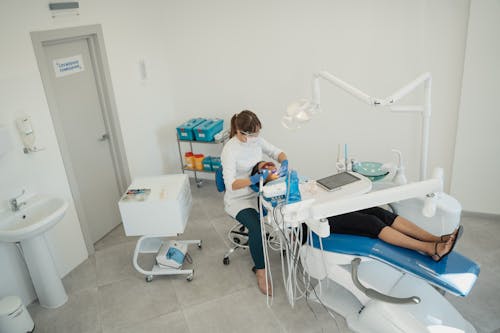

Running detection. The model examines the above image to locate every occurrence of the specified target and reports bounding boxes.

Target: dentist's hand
[279,159,289,177]
[249,169,270,185]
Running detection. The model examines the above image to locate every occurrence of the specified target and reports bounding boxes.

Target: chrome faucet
[9,190,27,212]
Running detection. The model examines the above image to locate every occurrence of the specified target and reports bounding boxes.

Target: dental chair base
[310,275,475,333]
[301,234,479,333]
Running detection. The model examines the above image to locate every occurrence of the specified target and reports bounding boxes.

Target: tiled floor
[28,180,500,333]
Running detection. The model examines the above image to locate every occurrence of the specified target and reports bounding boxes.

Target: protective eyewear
[240,130,260,137]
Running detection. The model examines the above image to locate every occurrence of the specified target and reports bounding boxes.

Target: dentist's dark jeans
[236,208,264,269]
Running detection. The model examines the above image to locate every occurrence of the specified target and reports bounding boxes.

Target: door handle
[98,133,109,141]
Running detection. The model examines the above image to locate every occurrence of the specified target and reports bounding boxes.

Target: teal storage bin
[176,118,206,141]
[193,118,224,142]
[202,156,213,171]
[211,156,221,170]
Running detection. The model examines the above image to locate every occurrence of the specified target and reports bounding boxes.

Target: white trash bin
[0,296,34,333]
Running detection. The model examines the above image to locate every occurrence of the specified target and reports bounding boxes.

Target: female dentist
[221,110,288,295]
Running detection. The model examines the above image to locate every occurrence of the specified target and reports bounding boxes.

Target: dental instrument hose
[259,177,273,306]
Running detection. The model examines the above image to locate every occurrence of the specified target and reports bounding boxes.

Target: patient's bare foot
[255,269,272,296]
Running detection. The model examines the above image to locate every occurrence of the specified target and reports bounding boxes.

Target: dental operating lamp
[282,71,432,181]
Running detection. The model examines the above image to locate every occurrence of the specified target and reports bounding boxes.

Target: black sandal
[432,242,444,262]
[440,225,464,242]
[432,234,460,262]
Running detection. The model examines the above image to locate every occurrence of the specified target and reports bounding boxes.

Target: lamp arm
[315,71,375,105]
[382,72,431,105]
[298,71,433,181]
[383,72,432,181]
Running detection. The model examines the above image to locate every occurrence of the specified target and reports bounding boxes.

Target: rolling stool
[215,167,251,266]
[216,168,274,269]
[0,296,35,333]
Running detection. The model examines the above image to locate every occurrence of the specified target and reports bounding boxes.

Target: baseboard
[462,210,500,221]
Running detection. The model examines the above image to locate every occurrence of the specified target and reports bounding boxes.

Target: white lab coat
[220,136,282,217]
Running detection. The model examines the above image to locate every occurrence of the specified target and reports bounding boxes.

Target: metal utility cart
[176,134,227,187]
[118,174,201,282]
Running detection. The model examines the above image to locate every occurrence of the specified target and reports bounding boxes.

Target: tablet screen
[316,172,361,191]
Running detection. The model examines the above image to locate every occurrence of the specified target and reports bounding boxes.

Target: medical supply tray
[193,118,223,142]
[176,118,206,141]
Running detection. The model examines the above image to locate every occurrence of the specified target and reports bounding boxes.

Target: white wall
[0,0,175,305]
[451,0,500,215]
[163,0,470,186]
[0,0,471,304]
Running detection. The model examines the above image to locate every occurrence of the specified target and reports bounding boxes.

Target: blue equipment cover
[310,233,480,297]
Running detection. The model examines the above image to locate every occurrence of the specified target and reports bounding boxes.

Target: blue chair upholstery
[309,233,480,297]
[215,167,225,192]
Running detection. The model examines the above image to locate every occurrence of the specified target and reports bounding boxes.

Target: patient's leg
[378,226,453,260]
[391,216,443,242]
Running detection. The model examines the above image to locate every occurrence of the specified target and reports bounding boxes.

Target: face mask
[245,136,259,145]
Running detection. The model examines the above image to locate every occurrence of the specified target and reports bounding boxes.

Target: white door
[43,38,121,243]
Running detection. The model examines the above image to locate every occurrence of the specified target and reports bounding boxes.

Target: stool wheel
[223,257,230,265]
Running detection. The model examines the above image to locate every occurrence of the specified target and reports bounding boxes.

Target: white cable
[259,178,273,306]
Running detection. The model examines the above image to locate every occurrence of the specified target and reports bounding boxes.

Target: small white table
[118,174,201,282]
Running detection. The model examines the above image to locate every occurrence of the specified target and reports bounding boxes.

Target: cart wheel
[223,257,230,265]
[198,241,202,249]
[145,275,153,283]
[196,180,203,188]
[186,273,194,282]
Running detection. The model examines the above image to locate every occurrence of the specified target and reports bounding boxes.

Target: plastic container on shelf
[193,118,224,142]
[211,156,221,171]
[184,152,194,169]
[202,156,213,171]
[193,154,204,170]
[176,118,206,141]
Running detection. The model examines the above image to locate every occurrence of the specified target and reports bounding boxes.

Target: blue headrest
[215,167,225,192]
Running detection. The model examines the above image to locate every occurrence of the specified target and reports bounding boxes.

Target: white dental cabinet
[118,174,201,282]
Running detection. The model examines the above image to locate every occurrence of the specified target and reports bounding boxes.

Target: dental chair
[298,192,480,333]
[215,167,250,266]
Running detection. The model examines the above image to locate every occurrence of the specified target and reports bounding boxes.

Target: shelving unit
[176,134,227,187]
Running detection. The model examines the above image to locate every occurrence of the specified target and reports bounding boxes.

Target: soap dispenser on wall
[16,116,43,154]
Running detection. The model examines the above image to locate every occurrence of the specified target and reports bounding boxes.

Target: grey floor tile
[171,234,256,308]
[28,288,101,333]
[94,223,138,251]
[98,276,181,332]
[265,265,344,333]
[184,287,284,333]
[95,240,144,286]
[63,255,97,295]
[103,310,189,333]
